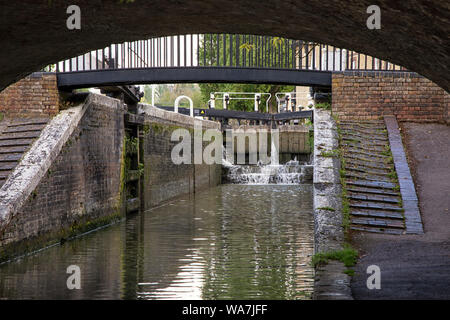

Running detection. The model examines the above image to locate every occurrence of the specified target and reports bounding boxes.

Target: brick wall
[0,72,59,117]
[0,94,125,252]
[332,71,449,123]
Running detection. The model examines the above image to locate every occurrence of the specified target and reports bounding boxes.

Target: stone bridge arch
[0,0,448,92]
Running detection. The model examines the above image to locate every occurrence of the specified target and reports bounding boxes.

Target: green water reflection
[0,185,314,300]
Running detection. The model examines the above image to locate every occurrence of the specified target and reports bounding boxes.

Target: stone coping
[0,104,86,231]
[0,93,125,236]
[313,109,352,300]
[384,115,424,234]
[138,103,220,130]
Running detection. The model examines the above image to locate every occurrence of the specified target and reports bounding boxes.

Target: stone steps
[0,117,49,188]
[345,172,392,183]
[345,166,391,176]
[0,145,29,154]
[344,154,391,165]
[350,226,404,235]
[340,120,406,235]
[346,186,399,196]
[345,149,389,159]
[350,209,404,220]
[345,159,392,171]
[342,133,388,142]
[351,217,404,229]
[0,131,42,140]
[347,192,400,204]
[350,200,403,212]
[346,179,397,190]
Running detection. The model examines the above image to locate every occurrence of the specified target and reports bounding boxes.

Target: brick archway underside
[0,0,448,92]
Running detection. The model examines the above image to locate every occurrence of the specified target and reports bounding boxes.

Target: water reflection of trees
[200,185,314,300]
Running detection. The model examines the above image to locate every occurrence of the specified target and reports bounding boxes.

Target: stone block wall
[0,94,125,258]
[140,104,221,209]
[332,71,449,123]
[0,72,59,117]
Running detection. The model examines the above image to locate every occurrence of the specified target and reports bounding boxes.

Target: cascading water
[223,160,312,184]
[222,149,312,185]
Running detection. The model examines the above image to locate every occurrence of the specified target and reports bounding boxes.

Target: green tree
[142,83,204,108]
[197,35,296,112]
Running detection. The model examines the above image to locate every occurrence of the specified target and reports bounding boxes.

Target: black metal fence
[47,34,405,73]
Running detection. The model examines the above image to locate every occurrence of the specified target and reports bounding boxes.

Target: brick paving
[0,117,49,188]
[340,120,408,235]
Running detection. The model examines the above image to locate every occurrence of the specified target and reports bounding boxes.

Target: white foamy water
[223,159,312,185]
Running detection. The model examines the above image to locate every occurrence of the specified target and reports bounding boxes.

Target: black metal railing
[45,34,406,73]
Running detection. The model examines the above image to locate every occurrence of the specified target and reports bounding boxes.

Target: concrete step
[350,208,404,219]
[7,118,49,127]
[342,133,388,142]
[2,124,46,133]
[0,131,41,140]
[0,162,17,170]
[0,153,23,162]
[345,172,392,183]
[343,140,387,149]
[341,128,387,135]
[0,138,35,147]
[339,125,386,132]
[344,149,389,159]
[344,154,391,165]
[348,192,400,204]
[0,145,29,154]
[350,226,404,235]
[350,200,403,212]
[351,217,405,229]
[346,179,396,190]
[0,171,9,179]
[346,166,391,176]
[346,186,399,196]
[345,159,392,171]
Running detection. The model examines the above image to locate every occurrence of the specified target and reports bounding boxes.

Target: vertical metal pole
[243,35,246,67]
[197,34,200,67]
[346,49,349,70]
[229,34,233,66]
[223,33,226,67]
[177,36,181,67]
[319,44,322,71]
[236,34,240,66]
[191,34,193,67]
[209,34,213,66]
[203,34,206,66]
[102,48,105,69]
[312,44,315,70]
[184,35,187,67]
[215,34,218,66]
[333,46,336,71]
[305,43,309,69]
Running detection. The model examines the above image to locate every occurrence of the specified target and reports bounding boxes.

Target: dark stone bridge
[0,0,448,92]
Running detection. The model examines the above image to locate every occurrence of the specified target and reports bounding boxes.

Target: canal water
[0,184,314,300]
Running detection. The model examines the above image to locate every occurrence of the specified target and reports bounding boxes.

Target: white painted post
[254,94,261,112]
[174,95,194,117]
[210,93,215,109]
[223,93,230,110]
[285,93,292,112]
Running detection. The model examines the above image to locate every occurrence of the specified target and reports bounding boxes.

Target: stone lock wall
[0,94,126,259]
[332,71,450,124]
[0,72,59,117]
[139,104,222,209]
